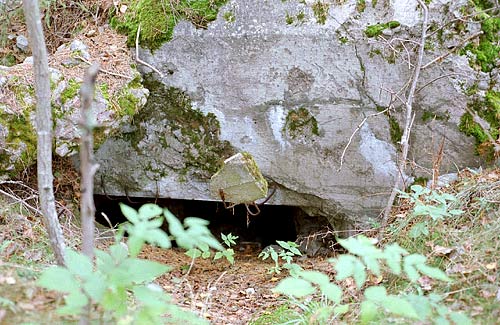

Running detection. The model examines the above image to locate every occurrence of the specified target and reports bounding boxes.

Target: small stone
[16,35,29,52]
[0,76,7,88]
[477,80,489,91]
[23,56,33,64]
[86,29,97,37]
[49,68,63,84]
[61,58,80,67]
[70,39,91,60]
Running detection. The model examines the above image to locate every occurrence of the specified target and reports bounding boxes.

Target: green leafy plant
[272,235,470,324]
[185,232,237,267]
[258,241,302,274]
[37,203,218,324]
[214,232,238,265]
[397,185,464,238]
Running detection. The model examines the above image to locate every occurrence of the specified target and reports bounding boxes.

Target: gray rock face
[94,0,490,231]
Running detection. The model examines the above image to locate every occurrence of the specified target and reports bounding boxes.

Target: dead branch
[338,108,389,171]
[79,63,100,260]
[135,24,164,77]
[422,31,483,69]
[431,137,446,189]
[76,56,133,80]
[379,0,429,240]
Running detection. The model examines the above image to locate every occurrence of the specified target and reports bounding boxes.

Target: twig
[135,24,164,78]
[431,137,446,189]
[200,271,227,317]
[338,108,388,171]
[379,0,429,240]
[0,188,42,215]
[422,31,483,69]
[76,56,133,79]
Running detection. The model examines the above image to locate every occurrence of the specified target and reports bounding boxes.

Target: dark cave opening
[94,195,299,249]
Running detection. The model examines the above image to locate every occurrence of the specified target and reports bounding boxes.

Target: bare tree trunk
[79,63,100,260]
[22,0,65,266]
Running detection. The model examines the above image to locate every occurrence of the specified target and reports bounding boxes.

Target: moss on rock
[128,76,234,178]
[311,1,329,25]
[364,21,400,38]
[284,107,320,140]
[459,91,500,160]
[110,0,229,50]
[460,1,500,72]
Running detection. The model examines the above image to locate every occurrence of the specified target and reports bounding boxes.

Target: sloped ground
[1,167,499,324]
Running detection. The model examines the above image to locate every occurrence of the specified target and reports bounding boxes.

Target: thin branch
[422,31,483,69]
[0,188,42,215]
[201,271,227,317]
[338,108,389,171]
[76,56,133,79]
[379,0,429,240]
[135,24,164,77]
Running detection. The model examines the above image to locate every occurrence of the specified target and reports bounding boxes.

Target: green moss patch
[422,110,450,123]
[388,116,402,145]
[356,0,366,13]
[459,91,500,160]
[128,76,233,178]
[460,1,500,72]
[0,111,37,177]
[365,21,400,38]
[284,107,320,139]
[110,0,228,50]
[60,78,80,105]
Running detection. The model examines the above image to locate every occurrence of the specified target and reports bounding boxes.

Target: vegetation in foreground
[1,167,499,323]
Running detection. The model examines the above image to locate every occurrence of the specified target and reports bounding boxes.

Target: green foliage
[399,185,464,220]
[397,185,464,239]
[272,235,469,324]
[186,232,237,265]
[356,0,366,13]
[459,91,500,160]
[37,203,214,324]
[259,241,302,274]
[460,1,500,72]
[365,21,401,38]
[388,116,402,144]
[110,0,228,50]
[223,10,235,23]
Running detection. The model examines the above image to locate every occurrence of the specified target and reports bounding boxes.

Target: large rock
[0,37,149,177]
[94,0,495,231]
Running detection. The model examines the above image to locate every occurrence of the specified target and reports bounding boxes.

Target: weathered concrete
[94,0,491,231]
